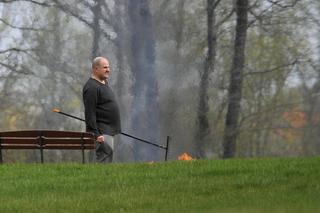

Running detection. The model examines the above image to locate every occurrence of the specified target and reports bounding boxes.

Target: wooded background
[1,0,319,162]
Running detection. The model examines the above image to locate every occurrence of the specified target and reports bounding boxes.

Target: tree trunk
[195,0,218,158]
[128,0,159,161]
[91,0,102,59]
[222,0,248,158]
[113,1,127,117]
[163,0,185,158]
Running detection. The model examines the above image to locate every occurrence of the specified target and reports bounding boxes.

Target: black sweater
[82,78,121,136]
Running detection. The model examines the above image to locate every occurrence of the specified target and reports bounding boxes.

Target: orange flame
[178,153,193,161]
[52,108,61,113]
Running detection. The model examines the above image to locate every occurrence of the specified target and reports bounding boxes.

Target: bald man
[82,57,121,163]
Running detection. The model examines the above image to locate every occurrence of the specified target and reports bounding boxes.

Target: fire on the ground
[178,153,193,161]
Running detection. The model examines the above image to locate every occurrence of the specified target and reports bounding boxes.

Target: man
[83,56,121,163]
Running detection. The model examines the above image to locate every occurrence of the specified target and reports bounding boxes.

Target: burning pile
[178,153,193,161]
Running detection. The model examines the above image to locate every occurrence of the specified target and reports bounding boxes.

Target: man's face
[94,59,110,81]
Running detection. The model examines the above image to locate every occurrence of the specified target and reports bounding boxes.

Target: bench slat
[0,138,38,144]
[0,130,94,138]
[0,138,94,145]
[1,144,95,149]
[44,138,94,145]
[43,131,94,138]
[1,131,41,137]
[44,145,95,149]
[1,144,39,149]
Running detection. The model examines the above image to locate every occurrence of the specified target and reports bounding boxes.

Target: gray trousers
[95,135,114,163]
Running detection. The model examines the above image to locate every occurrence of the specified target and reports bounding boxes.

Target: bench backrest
[0,130,95,150]
[0,130,96,163]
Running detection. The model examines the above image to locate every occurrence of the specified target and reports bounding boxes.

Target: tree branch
[266,0,300,9]
[51,0,93,28]
[0,17,50,31]
[247,3,274,29]
[244,60,298,77]
[0,62,35,75]
[213,0,222,9]
[0,0,52,7]
[248,0,300,29]
[51,0,112,40]
[216,7,235,27]
[0,47,36,54]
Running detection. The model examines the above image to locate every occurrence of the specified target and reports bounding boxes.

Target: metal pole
[165,136,170,161]
[120,132,166,149]
[53,108,165,149]
[58,111,85,122]
[39,132,44,164]
[53,108,171,162]
[0,133,3,164]
[81,133,85,164]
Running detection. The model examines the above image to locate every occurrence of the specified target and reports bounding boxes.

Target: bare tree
[194,0,221,158]
[128,0,159,161]
[223,0,248,158]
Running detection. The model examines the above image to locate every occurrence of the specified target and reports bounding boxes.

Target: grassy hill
[0,157,319,212]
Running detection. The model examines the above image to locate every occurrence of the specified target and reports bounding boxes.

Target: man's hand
[96,135,104,143]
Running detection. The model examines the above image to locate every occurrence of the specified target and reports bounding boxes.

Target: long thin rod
[53,109,165,149]
[58,111,85,122]
[165,136,170,161]
[120,132,166,149]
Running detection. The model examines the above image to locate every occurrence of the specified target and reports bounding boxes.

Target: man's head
[91,57,110,81]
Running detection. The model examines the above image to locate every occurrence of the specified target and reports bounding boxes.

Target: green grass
[0,157,319,213]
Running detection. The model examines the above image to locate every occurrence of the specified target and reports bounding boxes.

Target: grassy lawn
[0,157,319,212]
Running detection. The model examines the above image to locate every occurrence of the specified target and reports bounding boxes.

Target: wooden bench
[0,130,95,163]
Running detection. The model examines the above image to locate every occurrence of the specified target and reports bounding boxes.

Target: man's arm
[83,85,101,137]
